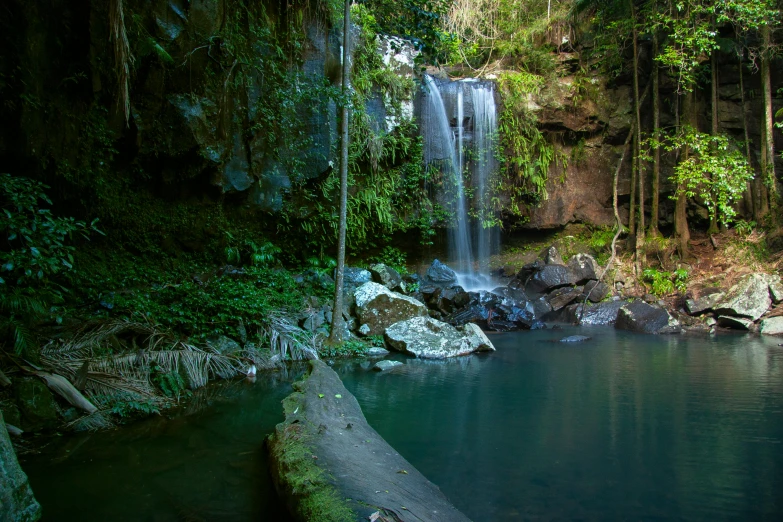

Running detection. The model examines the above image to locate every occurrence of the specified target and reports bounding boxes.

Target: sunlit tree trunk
[761,24,777,217]
[708,33,719,235]
[675,91,694,258]
[631,0,644,268]
[328,0,351,346]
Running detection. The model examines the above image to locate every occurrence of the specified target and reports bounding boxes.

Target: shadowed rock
[267,360,471,522]
[583,280,610,302]
[567,253,599,283]
[685,291,724,315]
[526,265,580,294]
[369,263,403,291]
[615,302,681,334]
[425,259,457,285]
[717,315,753,330]
[1,411,42,521]
[563,300,628,326]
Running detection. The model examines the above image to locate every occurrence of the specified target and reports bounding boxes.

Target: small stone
[559,335,591,342]
[359,324,371,336]
[366,347,390,357]
[372,360,403,371]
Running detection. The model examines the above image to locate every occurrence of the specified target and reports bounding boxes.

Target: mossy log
[267,360,471,522]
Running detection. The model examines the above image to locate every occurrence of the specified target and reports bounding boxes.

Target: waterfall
[421,75,499,291]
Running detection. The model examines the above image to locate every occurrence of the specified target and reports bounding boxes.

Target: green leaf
[318,393,325,398]
[335,394,342,398]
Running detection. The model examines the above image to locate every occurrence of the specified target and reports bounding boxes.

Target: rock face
[714,273,777,321]
[686,292,725,315]
[354,282,427,336]
[267,361,470,522]
[1,412,42,522]
[760,317,783,335]
[615,302,680,334]
[384,317,495,359]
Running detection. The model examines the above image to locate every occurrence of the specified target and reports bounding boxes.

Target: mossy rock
[13,378,58,432]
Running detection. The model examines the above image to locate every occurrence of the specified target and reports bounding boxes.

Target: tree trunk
[761,24,777,216]
[738,47,755,217]
[708,39,719,234]
[675,91,694,258]
[631,0,644,269]
[328,0,351,346]
[649,30,661,237]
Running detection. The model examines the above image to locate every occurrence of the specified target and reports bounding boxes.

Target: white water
[422,75,499,291]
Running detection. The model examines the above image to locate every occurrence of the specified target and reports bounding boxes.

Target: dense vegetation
[1,0,782,429]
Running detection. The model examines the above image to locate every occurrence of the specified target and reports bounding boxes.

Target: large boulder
[354,282,427,336]
[267,361,470,522]
[384,317,495,359]
[1,412,42,521]
[564,300,628,326]
[424,259,457,285]
[615,301,681,334]
[547,287,583,311]
[760,316,783,335]
[714,273,778,321]
[686,291,725,315]
[436,286,471,314]
[583,280,610,302]
[526,264,580,294]
[717,315,753,330]
[343,267,372,288]
[369,263,403,291]
[567,254,600,283]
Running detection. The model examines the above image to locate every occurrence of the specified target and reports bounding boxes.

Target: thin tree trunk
[328,0,352,346]
[761,24,777,215]
[708,38,720,234]
[649,30,661,237]
[675,91,693,257]
[738,47,755,217]
[631,0,644,270]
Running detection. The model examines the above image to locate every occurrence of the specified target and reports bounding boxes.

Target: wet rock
[354,282,427,336]
[498,303,536,329]
[567,253,600,283]
[547,287,583,311]
[437,286,471,314]
[564,300,628,325]
[369,263,403,291]
[526,264,580,294]
[373,360,403,371]
[14,378,58,432]
[207,335,242,355]
[717,315,753,330]
[267,361,470,522]
[759,317,783,335]
[384,317,495,359]
[343,267,372,287]
[366,347,390,357]
[1,412,41,521]
[715,273,777,321]
[444,304,487,326]
[560,335,592,342]
[425,259,457,285]
[615,301,681,334]
[583,280,610,302]
[685,291,725,315]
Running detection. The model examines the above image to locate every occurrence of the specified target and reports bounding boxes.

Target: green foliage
[734,219,756,237]
[318,338,370,358]
[497,71,560,208]
[370,246,408,274]
[99,393,161,419]
[646,126,754,226]
[224,235,281,267]
[151,364,188,399]
[642,267,688,296]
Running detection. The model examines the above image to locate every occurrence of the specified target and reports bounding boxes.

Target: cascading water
[421,75,499,290]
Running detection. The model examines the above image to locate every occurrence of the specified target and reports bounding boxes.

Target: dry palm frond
[66,410,115,432]
[261,314,319,361]
[110,0,134,125]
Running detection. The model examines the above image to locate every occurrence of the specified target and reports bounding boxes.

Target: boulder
[543,245,564,265]
[354,282,427,336]
[366,347,391,357]
[615,301,681,334]
[0,412,41,522]
[267,361,470,522]
[206,335,242,355]
[547,287,583,311]
[583,280,610,302]
[343,267,372,288]
[526,264,580,294]
[384,317,495,359]
[425,259,457,284]
[567,253,600,283]
[14,377,58,432]
[714,273,776,321]
[717,315,753,330]
[373,360,403,371]
[560,335,591,342]
[769,279,783,304]
[564,300,628,326]
[437,286,471,314]
[686,291,725,315]
[369,263,403,291]
[759,316,783,335]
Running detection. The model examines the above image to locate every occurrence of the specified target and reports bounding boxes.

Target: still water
[22,328,783,521]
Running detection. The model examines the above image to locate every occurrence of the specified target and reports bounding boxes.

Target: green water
[21,328,783,521]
